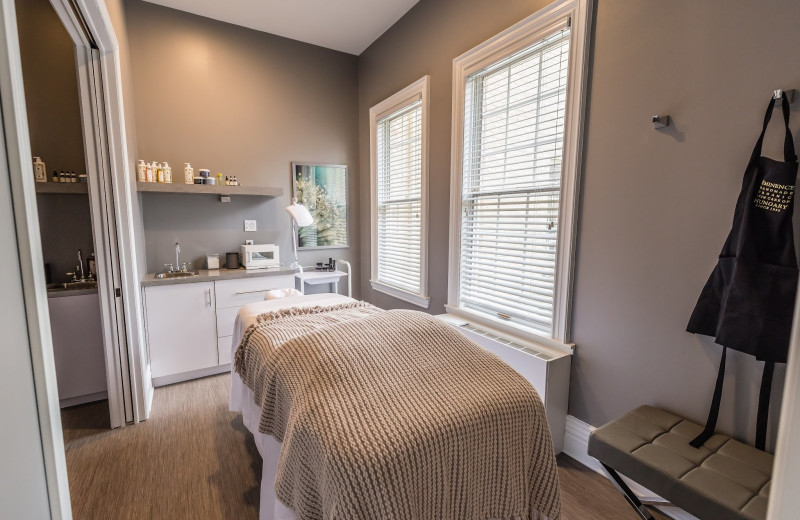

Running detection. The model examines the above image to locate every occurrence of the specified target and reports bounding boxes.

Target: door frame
[48,0,153,427]
[0,0,150,515]
[0,0,71,516]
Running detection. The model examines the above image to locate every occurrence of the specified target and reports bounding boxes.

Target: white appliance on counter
[240,243,280,269]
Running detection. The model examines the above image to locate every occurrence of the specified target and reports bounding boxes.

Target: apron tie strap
[691,349,775,451]
[755,361,775,451]
[691,347,727,448]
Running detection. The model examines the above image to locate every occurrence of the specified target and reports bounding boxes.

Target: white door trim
[1,0,149,515]
[0,0,71,516]
[49,0,153,425]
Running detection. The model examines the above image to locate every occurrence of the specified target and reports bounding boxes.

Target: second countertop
[141,266,298,287]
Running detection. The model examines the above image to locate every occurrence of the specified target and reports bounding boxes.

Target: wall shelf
[136,182,282,198]
[35,182,88,194]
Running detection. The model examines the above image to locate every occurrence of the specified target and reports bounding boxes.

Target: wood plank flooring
[61,374,668,519]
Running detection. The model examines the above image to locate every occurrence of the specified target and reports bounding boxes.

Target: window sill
[370,280,430,309]
[444,304,574,355]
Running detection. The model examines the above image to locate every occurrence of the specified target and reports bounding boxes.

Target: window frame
[369,76,430,308]
[447,0,591,346]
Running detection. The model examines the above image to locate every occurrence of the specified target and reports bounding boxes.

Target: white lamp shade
[285,202,313,227]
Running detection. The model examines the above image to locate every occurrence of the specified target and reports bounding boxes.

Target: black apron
[687,93,798,450]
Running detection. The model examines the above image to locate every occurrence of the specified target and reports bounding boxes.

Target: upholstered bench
[588,405,772,520]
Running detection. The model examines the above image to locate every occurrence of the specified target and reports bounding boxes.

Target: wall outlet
[245,239,254,245]
[244,220,257,232]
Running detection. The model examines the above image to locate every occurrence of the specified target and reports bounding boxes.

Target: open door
[49,0,153,425]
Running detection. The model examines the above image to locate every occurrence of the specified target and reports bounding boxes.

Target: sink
[154,271,199,279]
[47,280,98,291]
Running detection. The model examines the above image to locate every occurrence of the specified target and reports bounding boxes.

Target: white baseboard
[152,364,230,387]
[562,415,700,520]
[59,390,108,408]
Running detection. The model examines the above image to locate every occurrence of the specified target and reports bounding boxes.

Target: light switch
[244,220,257,232]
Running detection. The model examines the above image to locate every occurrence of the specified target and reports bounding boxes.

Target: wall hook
[773,89,796,103]
[652,115,670,129]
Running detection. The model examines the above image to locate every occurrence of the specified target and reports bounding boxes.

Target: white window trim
[369,76,431,308]
[447,0,591,344]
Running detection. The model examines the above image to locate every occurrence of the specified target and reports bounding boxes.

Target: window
[369,77,430,308]
[448,0,590,343]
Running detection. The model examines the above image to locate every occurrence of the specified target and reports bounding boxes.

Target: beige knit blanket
[234,302,561,520]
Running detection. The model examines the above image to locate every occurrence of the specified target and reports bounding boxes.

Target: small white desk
[295,270,349,296]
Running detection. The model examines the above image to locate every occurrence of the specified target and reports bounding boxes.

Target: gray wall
[17,0,95,283]
[125,0,359,281]
[35,194,95,281]
[16,0,85,173]
[357,0,800,448]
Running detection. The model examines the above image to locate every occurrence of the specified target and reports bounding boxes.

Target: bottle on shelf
[184,163,194,184]
[33,157,46,183]
[59,170,66,183]
[51,170,58,183]
[163,162,172,183]
[137,160,146,182]
[156,162,164,183]
[145,162,154,182]
[70,171,77,183]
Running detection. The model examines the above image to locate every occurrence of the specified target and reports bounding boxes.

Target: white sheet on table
[229,293,355,520]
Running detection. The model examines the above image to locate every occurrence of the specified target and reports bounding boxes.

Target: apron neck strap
[752,93,797,163]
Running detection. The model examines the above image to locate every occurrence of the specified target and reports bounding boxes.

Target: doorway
[16,0,112,426]
[0,0,152,513]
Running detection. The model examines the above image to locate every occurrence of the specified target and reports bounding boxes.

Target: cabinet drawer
[215,275,295,308]
[218,336,233,365]
[216,306,238,338]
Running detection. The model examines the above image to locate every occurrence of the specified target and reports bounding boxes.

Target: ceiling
[141,0,420,55]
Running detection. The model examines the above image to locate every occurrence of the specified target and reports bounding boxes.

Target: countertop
[47,287,99,298]
[140,266,299,287]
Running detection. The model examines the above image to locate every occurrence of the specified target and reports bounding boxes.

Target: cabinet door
[145,282,218,378]
[48,293,107,401]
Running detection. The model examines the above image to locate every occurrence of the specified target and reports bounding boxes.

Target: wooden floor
[62,374,669,519]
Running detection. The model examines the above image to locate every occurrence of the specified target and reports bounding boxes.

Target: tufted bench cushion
[588,405,772,520]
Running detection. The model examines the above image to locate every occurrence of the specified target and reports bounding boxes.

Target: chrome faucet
[77,249,85,281]
[169,241,189,273]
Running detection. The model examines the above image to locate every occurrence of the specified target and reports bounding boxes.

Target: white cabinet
[213,275,294,364]
[143,274,295,386]
[48,292,107,407]
[144,282,218,380]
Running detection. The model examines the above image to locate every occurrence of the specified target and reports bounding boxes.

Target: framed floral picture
[291,162,348,249]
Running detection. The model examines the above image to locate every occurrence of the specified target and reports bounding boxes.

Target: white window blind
[375,99,423,295]
[459,26,571,335]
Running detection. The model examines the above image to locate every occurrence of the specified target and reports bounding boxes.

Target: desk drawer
[214,275,294,309]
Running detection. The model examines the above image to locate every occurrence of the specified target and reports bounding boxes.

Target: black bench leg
[600,463,656,520]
